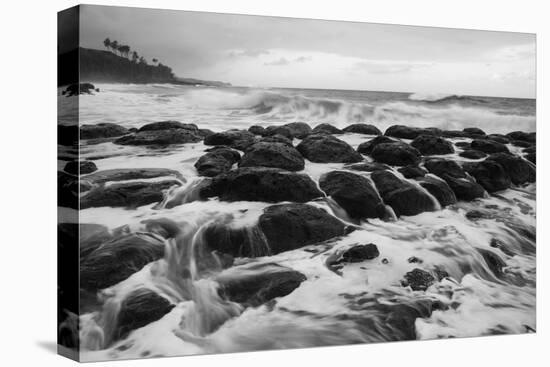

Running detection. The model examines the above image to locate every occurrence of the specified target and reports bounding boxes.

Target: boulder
[80,232,165,291]
[410,135,454,155]
[114,129,202,146]
[357,136,397,155]
[455,141,471,149]
[204,129,257,151]
[370,170,436,216]
[58,171,79,209]
[486,153,536,185]
[441,130,468,138]
[478,249,506,278]
[511,140,533,148]
[463,160,511,193]
[459,150,487,159]
[80,123,129,140]
[470,139,510,154]
[319,171,386,219]
[64,161,97,175]
[340,243,380,262]
[525,152,536,164]
[280,122,312,138]
[463,127,486,136]
[257,134,293,147]
[265,125,293,139]
[80,180,181,209]
[115,289,175,340]
[402,268,435,291]
[523,146,536,154]
[248,125,268,136]
[417,176,457,207]
[195,147,240,177]
[202,223,268,258]
[81,168,184,185]
[385,125,429,139]
[296,134,363,163]
[487,134,510,144]
[137,121,208,137]
[371,142,421,166]
[442,175,486,201]
[258,203,348,254]
[342,124,382,135]
[239,142,305,171]
[217,263,306,307]
[345,162,390,172]
[398,165,426,179]
[424,158,466,179]
[506,131,536,143]
[312,123,343,135]
[199,167,323,203]
[63,82,97,96]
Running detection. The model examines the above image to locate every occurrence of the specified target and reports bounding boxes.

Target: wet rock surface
[64,160,98,175]
[81,123,129,140]
[402,268,435,291]
[319,171,386,219]
[371,142,421,166]
[417,176,457,207]
[410,135,454,155]
[342,124,382,135]
[357,135,396,155]
[204,129,257,151]
[195,146,241,177]
[239,142,305,171]
[297,134,363,163]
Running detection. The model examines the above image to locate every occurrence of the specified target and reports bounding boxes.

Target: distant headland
[58,38,231,87]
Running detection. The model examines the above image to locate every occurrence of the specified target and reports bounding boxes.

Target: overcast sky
[80,5,535,98]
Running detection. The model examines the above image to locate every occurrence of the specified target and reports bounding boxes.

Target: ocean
[60,84,536,361]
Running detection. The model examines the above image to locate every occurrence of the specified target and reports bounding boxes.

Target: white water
[68,85,536,361]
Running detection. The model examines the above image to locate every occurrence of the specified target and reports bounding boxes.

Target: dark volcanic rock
[258,134,294,147]
[81,168,184,185]
[525,152,536,164]
[258,203,348,254]
[385,125,429,139]
[80,180,181,209]
[296,134,363,163]
[470,139,510,154]
[442,175,486,201]
[371,170,436,216]
[340,243,380,262]
[424,158,466,179]
[80,232,165,291]
[455,141,471,149]
[486,153,536,185]
[459,150,487,159]
[64,160,97,175]
[410,135,454,155]
[402,268,435,291]
[506,131,536,143]
[195,147,241,177]
[345,162,390,172]
[115,129,202,146]
[58,125,79,146]
[342,124,382,135]
[357,136,397,155]
[478,249,506,277]
[522,146,536,154]
[441,130,468,138]
[199,167,323,203]
[312,123,344,135]
[463,127,486,136]
[63,82,97,96]
[80,123,129,140]
[281,122,313,139]
[371,142,421,166]
[319,171,386,219]
[398,165,426,179]
[248,125,268,136]
[204,129,257,151]
[487,134,510,144]
[202,223,268,258]
[417,176,457,207]
[463,160,511,193]
[115,289,174,340]
[239,142,305,171]
[511,140,533,148]
[58,171,79,209]
[138,121,198,132]
[265,125,293,139]
[217,263,306,307]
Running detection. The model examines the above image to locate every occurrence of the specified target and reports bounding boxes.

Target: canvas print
[57,5,536,362]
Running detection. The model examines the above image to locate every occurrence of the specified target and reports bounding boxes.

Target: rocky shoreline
[58,120,536,352]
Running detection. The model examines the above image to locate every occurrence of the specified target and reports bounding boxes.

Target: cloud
[294,56,312,63]
[228,49,270,58]
[351,60,432,74]
[264,57,291,66]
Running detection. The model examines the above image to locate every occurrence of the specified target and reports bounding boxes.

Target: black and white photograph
[57,4,536,362]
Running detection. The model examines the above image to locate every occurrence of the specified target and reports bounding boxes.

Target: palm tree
[139,56,147,65]
[120,45,130,58]
[110,40,119,54]
[132,51,139,63]
[152,58,158,64]
[103,37,111,51]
